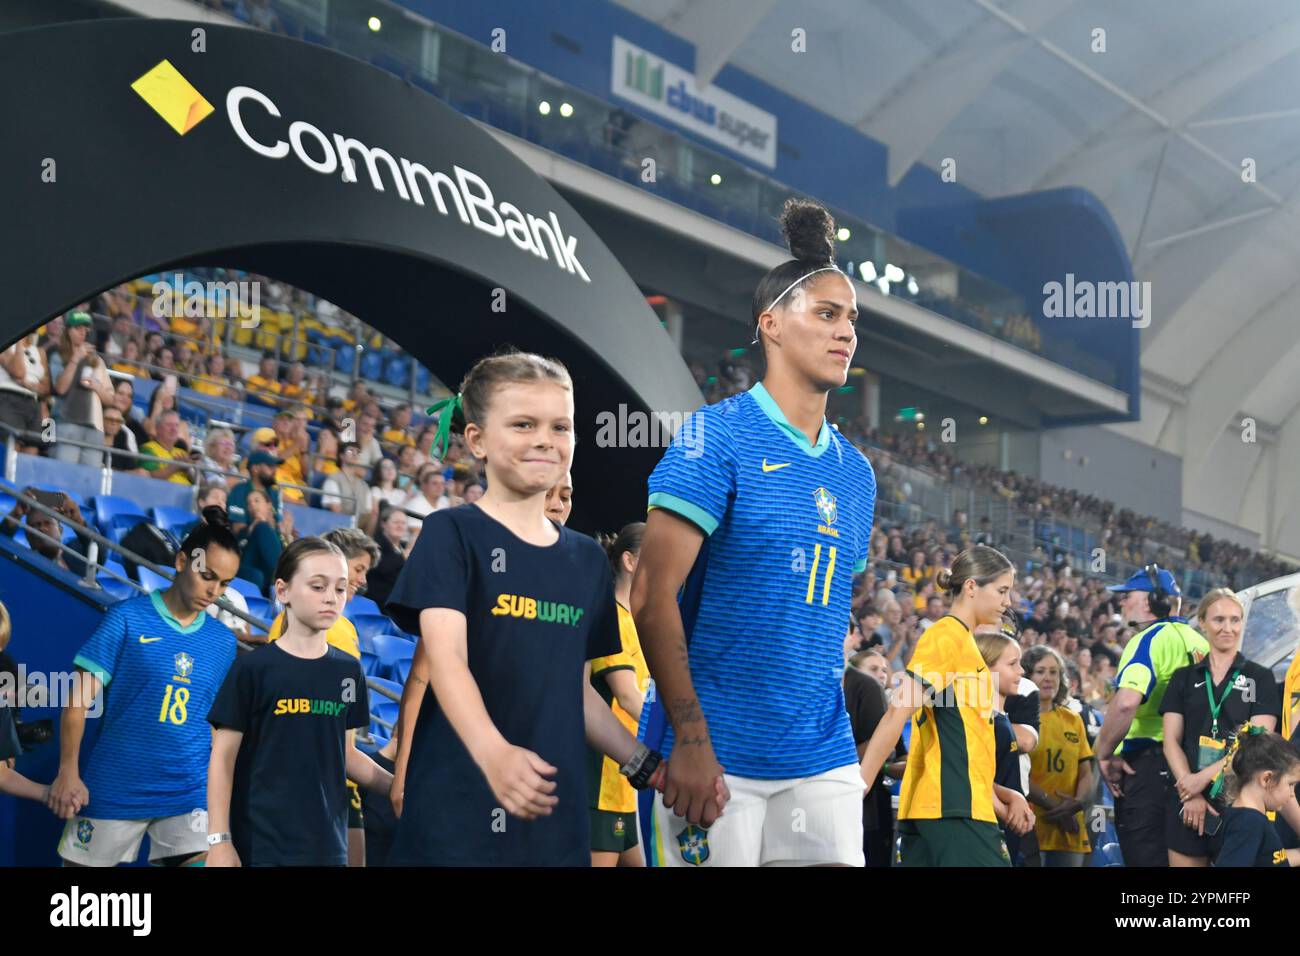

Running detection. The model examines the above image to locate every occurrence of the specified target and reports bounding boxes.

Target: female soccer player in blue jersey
[633,198,877,866]
[384,352,675,865]
[49,507,243,866]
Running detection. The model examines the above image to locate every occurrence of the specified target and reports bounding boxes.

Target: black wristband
[627,749,663,790]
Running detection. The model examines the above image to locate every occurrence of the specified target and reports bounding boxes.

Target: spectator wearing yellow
[380,403,415,451]
[108,338,149,379]
[280,361,313,406]
[314,425,342,479]
[245,352,282,405]
[140,410,195,484]
[191,352,237,399]
[271,409,309,503]
[340,380,369,413]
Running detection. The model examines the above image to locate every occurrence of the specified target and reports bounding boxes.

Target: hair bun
[935,568,952,592]
[780,198,836,264]
[201,505,232,530]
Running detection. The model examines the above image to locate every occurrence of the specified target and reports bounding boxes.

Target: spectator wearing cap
[228,449,284,535]
[139,410,195,484]
[1094,565,1210,868]
[51,311,116,467]
[321,441,377,535]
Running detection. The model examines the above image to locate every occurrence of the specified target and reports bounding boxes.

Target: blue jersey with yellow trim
[640,382,875,779]
[75,592,238,819]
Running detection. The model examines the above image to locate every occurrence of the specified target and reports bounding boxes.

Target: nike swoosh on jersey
[761,459,791,472]
[1193,681,1206,688]
[138,636,163,644]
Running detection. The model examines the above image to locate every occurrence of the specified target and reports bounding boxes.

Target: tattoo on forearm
[669,697,703,725]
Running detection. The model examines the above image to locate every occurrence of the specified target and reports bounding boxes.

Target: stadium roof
[616,0,1300,553]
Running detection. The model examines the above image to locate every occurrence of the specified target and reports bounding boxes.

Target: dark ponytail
[179,506,240,562]
[1223,729,1300,802]
[601,522,645,579]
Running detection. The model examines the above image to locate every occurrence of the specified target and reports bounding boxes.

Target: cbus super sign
[225,87,590,283]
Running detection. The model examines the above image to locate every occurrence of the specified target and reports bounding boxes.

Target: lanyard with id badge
[1198,669,1240,771]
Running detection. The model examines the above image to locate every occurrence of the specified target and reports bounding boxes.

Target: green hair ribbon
[1208,721,1265,801]
[426,392,463,460]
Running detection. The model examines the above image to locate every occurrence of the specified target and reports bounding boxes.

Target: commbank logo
[131,60,213,135]
[127,64,591,282]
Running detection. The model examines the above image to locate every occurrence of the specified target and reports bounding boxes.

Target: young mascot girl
[384,352,680,866]
[206,537,392,866]
[860,545,1036,866]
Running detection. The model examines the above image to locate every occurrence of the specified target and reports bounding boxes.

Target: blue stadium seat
[138,566,172,592]
[356,732,388,755]
[97,560,137,600]
[370,699,399,737]
[414,365,429,394]
[352,613,398,642]
[383,356,411,387]
[151,506,197,538]
[244,595,273,622]
[369,633,415,680]
[359,351,383,381]
[90,495,148,541]
[393,656,412,685]
[360,650,382,678]
[223,578,261,602]
[346,595,381,618]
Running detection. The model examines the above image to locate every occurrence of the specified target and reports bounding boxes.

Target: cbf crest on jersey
[677,824,710,865]
[174,652,194,681]
[813,486,837,525]
[76,819,94,844]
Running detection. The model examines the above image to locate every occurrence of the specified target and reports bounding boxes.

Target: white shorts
[57,811,209,866]
[647,763,865,867]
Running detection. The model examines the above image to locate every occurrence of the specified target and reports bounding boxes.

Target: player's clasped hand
[662,742,730,826]
[47,770,88,820]
[484,742,559,820]
[1003,790,1035,835]
[206,842,241,867]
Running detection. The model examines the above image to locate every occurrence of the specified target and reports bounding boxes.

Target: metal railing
[0,418,361,518]
[0,479,272,639]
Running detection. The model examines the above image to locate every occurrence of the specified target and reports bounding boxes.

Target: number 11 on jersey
[804,544,838,605]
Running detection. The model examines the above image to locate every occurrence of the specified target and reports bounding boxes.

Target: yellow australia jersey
[1029,705,1095,853]
[267,611,361,661]
[587,604,651,814]
[898,615,997,823]
[1282,650,1300,741]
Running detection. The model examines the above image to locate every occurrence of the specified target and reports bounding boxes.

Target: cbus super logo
[129,60,590,282]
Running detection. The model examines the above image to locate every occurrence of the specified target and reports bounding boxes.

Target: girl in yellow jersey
[860,545,1035,866]
[1023,645,1094,867]
[588,522,651,867]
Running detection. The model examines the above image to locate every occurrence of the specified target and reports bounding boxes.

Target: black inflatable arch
[0,18,701,529]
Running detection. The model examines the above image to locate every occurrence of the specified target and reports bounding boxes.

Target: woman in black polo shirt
[1160,587,1281,866]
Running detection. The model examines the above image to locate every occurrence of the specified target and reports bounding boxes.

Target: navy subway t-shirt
[207,642,369,866]
[1215,806,1291,868]
[384,504,621,866]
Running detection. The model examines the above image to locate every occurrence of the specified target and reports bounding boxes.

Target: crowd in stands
[0,279,484,600]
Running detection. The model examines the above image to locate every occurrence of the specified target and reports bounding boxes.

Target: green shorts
[590,808,638,854]
[898,818,1010,867]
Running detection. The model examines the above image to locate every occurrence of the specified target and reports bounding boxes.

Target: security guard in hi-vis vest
[1094,566,1208,867]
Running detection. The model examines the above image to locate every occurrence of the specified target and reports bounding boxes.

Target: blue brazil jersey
[75,592,238,819]
[640,382,876,779]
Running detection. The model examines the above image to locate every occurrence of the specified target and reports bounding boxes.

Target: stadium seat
[227,578,263,600]
[370,699,399,737]
[352,612,398,642]
[138,566,172,592]
[90,495,147,540]
[346,595,381,617]
[393,656,412,685]
[150,506,197,538]
[97,560,137,600]
[369,633,415,680]
[360,650,382,678]
[244,596,273,623]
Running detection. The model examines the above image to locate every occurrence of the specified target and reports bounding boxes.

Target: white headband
[753,266,842,344]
